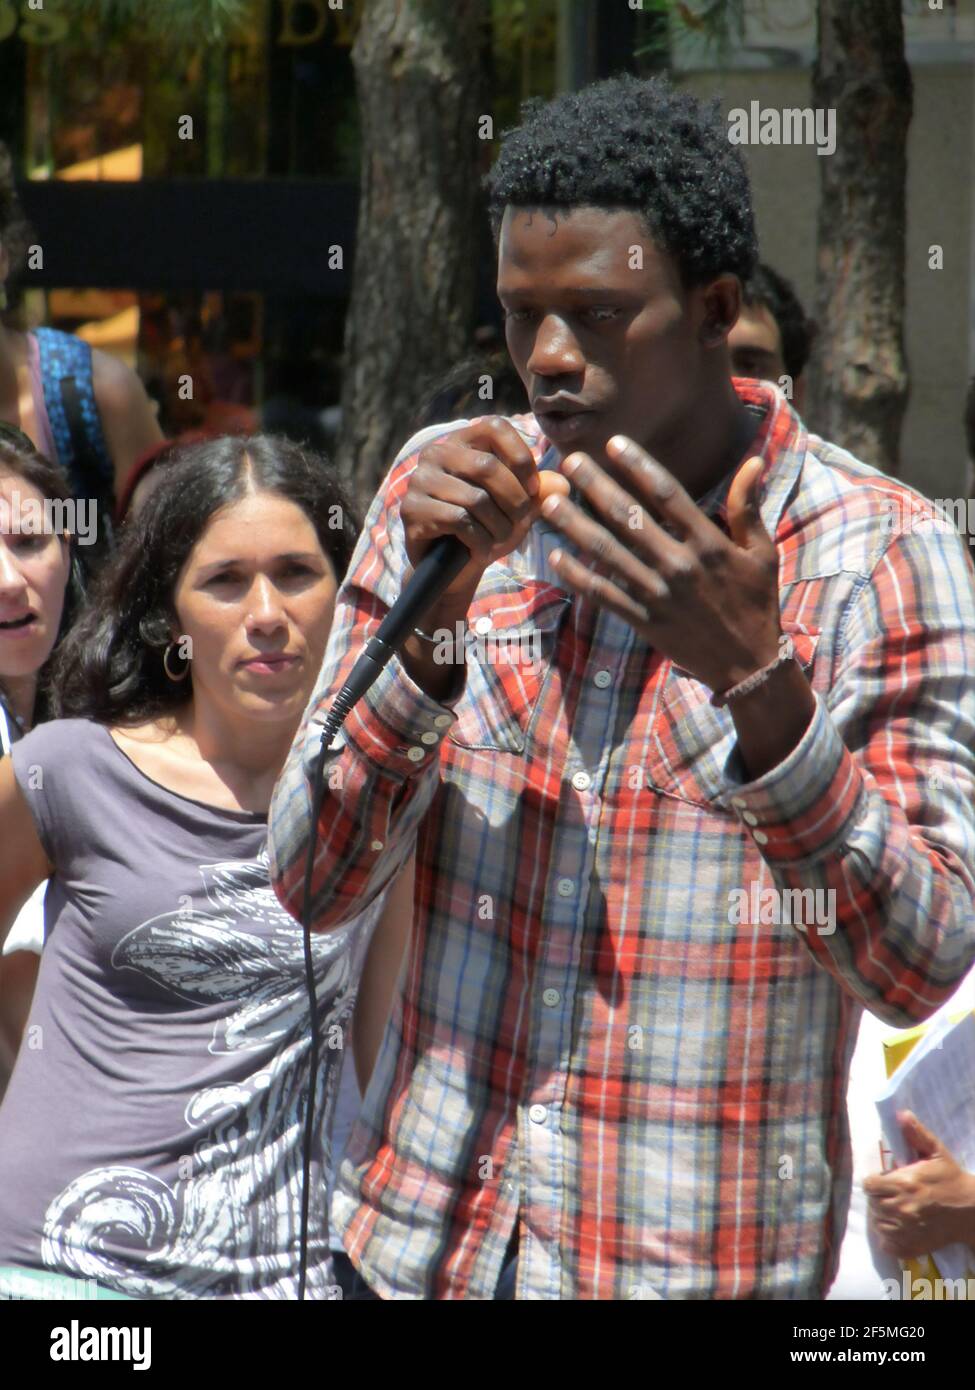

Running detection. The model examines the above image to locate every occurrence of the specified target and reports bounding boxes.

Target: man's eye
[503,308,534,323]
[8,533,46,551]
[583,307,619,322]
[206,571,240,586]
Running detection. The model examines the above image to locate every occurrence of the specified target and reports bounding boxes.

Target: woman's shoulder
[10,718,113,790]
[6,720,115,864]
[26,718,186,791]
[15,716,107,758]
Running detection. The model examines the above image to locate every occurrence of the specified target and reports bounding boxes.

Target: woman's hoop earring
[163,641,190,683]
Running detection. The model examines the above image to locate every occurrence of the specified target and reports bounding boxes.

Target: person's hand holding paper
[865,1110,975,1259]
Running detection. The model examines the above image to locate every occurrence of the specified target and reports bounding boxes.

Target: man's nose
[526,314,585,378]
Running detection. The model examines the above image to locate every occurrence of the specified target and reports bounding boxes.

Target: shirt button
[407,747,425,762]
[571,771,591,791]
[420,731,439,745]
[594,670,612,688]
[474,616,493,635]
[556,878,575,897]
[542,988,560,1007]
[433,714,452,728]
[753,830,769,845]
[370,840,384,851]
[528,1104,547,1124]
[741,811,758,826]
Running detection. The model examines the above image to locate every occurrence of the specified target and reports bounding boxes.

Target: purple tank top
[0,718,381,1299]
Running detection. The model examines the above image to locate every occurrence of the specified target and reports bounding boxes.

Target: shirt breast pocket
[446,573,571,754]
[643,627,821,808]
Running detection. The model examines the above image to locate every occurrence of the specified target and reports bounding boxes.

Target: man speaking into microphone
[268,74,975,1299]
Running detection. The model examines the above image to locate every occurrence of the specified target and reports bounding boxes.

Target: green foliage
[491,0,558,129]
[67,0,253,46]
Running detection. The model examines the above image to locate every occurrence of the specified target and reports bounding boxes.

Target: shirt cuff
[308,646,466,781]
[716,692,863,865]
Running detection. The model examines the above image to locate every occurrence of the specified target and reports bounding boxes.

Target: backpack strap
[35,327,113,496]
[35,327,117,568]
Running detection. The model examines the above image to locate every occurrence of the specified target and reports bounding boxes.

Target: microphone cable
[295,533,469,1299]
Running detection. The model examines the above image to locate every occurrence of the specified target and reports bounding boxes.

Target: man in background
[728,262,814,417]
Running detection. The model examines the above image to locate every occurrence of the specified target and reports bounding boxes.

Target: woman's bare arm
[352,852,416,1094]
[91,348,165,499]
[0,759,52,953]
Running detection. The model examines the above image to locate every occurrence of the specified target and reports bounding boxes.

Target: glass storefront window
[3,0,572,438]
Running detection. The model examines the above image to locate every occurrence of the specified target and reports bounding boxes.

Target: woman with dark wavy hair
[0,433,415,1300]
[0,426,85,1101]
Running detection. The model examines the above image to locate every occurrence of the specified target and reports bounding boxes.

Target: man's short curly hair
[484,73,758,288]
[741,262,814,381]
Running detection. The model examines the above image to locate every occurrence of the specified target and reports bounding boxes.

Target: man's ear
[697,274,742,348]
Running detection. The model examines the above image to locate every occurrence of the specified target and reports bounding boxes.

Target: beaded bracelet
[710,650,795,708]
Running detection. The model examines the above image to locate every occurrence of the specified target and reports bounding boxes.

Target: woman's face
[170,488,339,730]
[0,471,70,683]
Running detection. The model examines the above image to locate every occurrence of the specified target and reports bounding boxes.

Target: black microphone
[295,529,470,1299]
[323,415,540,734]
[323,533,471,729]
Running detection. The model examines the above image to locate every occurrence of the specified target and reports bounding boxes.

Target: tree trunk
[336,0,484,514]
[809,0,912,474]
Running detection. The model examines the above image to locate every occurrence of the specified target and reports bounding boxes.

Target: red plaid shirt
[269,380,975,1299]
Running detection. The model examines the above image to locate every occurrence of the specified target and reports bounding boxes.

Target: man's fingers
[541,492,672,602]
[726,455,772,553]
[604,433,705,540]
[412,461,517,550]
[537,471,572,504]
[461,416,539,498]
[420,438,533,530]
[401,499,493,583]
[552,450,688,574]
[547,544,664,632]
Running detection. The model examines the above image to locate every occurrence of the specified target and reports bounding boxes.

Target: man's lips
[534,408,597,443]
[532,396,593,417]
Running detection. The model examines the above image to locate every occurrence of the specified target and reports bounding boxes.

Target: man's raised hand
[539,434,782,695]
[401,417,570,618]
